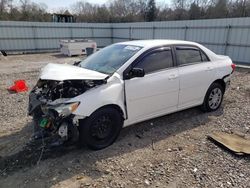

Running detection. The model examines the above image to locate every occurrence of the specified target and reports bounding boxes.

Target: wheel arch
[211,79,226,93]
[201,79,225,112]
[202,78,226,105]
[92,104,125,120]
[203,79,226,102]
[78,103,124,150]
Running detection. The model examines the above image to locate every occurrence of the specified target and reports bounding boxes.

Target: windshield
[80,44,142,75]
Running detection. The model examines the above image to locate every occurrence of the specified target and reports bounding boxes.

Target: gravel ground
[0,53,249,188]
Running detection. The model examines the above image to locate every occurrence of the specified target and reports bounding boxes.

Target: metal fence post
[32,25,37,51]
[111,25,114,44]
[152,26,156,39]
[224,25,231,55]
[184,26,188,40]
[91,27,94,39]
[70,27,73,39]
[129,26,132,40]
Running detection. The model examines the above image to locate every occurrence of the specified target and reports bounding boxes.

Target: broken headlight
[54,102,80,117]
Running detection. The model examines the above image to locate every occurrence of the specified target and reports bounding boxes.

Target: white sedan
[29,40,235,150]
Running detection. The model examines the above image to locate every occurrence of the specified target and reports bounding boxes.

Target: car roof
[118,39,200,48]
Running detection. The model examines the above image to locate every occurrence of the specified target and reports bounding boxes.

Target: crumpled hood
[40,63,108,81]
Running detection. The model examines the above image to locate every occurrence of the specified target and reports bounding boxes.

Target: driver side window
[135,49,173,74]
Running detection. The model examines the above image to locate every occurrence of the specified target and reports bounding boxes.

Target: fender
[69,73,127,119]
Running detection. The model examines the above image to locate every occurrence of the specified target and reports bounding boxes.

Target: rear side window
[176,46,209,66]
[135,50,173,74]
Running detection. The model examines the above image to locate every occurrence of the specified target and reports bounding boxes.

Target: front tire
[79,107,123,150]
[201,83,224,112]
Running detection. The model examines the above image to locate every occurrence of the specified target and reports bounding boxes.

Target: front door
[124,47,179,124]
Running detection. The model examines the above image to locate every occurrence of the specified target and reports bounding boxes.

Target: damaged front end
[28,78,106,146]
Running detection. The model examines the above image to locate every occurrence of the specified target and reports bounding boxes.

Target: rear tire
[79,107,123,150]
[201,83,224,112]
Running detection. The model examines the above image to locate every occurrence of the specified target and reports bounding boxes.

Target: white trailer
[60,39,97,57]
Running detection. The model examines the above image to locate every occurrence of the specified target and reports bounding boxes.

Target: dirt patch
[0,53,249,188]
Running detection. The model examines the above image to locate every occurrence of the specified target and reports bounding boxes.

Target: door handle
[168,74,178,80]
[205,67,213,71]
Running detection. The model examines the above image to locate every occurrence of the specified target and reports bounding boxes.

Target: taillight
[231,63,236,73]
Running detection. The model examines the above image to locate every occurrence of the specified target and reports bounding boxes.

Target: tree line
[0,0,250,22]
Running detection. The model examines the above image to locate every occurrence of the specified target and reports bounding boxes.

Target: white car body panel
[68,73,127,118]
[177,61,216,109]
[124,68,179,125]
[214,57,233,79]
[40,63,108,81]
[38,40,233,128]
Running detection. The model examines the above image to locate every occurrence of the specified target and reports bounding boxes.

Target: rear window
[176,46,209,65]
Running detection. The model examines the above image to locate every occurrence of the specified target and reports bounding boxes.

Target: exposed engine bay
[28,78,106,146]
[31,79,105,103]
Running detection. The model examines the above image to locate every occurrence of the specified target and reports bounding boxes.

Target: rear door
[124,47,179,124]
[175,45,216,109]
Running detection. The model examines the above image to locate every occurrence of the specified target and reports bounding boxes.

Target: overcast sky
[28,0,171,12]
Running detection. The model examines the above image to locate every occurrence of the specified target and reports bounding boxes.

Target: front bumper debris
[29,93,80,146]
[28,77,106,146]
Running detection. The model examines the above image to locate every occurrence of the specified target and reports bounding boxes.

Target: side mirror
[129,67,145,79]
